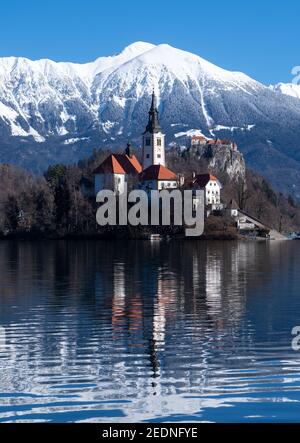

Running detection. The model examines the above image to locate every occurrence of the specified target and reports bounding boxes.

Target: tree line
[0,147,300,238]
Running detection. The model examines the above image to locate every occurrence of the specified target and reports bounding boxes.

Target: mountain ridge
[270,82,300,99]
[1,42,300,197]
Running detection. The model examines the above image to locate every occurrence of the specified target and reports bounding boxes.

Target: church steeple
[142,90,165,169]
[125,141,133,158]
[144,90,161,134]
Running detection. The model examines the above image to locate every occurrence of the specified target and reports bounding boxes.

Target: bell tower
[142,91,165,169]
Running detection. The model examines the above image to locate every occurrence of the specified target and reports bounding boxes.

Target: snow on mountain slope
[0,41,263,144]
[1,42,300,196]
[94,43,261,114]
[270,82,300,99]
[0,42,157,142]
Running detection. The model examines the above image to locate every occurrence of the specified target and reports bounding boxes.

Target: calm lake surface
[1,239,300,422]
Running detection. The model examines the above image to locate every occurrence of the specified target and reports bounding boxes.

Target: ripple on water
[1,240,300,422]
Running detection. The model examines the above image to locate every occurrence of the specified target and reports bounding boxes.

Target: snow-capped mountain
[1,41,300,196]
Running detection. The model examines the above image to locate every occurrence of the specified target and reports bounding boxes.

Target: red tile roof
[192,174,218,188]
[219,139,232,145]
[114,154,142,174]
[206,138,234,146]
[140,164,177,181]
[93,154,142,175]
[191,136,236,147]
[192,135,207,140]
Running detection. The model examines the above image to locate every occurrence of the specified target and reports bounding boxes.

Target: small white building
[226,202,271,236]
[139,164,178,192]
[191,174,222,206]
[93,146,142,195]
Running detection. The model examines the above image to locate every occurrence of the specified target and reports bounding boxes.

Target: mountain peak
[119,41,156,57]
[1,41,300,199]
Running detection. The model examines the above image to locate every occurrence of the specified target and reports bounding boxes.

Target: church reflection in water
[0,239,296,421]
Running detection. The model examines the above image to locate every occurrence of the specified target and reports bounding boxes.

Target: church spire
[125,141,133,158]
[144,90,161,134]
[142,89,165,169]
[150,89,157,112]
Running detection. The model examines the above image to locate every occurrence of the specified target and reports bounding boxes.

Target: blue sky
[0,0,299,84]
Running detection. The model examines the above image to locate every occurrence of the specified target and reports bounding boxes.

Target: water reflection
[0,240,300,422]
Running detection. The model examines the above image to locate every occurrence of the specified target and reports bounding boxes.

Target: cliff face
[181,143,246,183]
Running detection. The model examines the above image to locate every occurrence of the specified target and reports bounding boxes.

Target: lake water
[0,239,300,422]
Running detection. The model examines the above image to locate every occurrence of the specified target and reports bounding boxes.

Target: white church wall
[94,173,125,195]
[142,132,166,169]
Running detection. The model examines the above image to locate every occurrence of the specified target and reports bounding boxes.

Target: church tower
[142,91,165,169]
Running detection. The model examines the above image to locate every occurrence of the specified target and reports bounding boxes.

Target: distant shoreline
[0,233,274,242]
